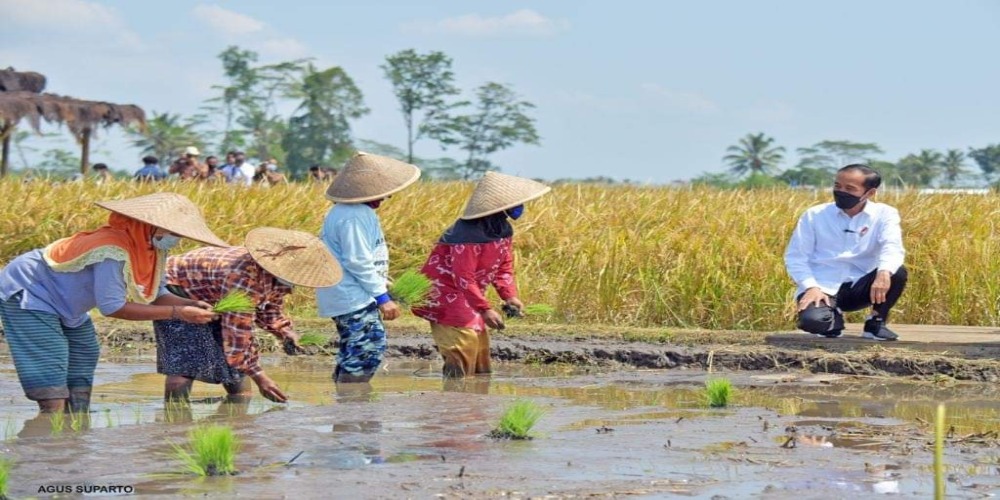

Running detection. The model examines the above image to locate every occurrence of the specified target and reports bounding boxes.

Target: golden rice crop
[3,179,1000,330]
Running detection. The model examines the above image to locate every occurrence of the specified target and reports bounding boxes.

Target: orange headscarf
[43,212,164,303]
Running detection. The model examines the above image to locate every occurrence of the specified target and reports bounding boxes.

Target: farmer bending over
[413,172,551,377]
[156,228,341,403]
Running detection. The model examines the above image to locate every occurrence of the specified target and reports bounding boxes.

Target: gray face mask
[152,234,181,251]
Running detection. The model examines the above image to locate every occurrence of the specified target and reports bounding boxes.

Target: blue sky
[1,0,998,182]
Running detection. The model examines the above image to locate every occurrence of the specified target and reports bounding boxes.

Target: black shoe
[863,317,898,341]
[818,330,843,338]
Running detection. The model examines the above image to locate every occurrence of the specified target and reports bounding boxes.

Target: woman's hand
[482,309,505,330]
[252,373,288,402]
[177,306,218,324]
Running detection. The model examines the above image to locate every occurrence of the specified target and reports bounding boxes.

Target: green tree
[205,46,306,161]
[723,132,785,177]
[795,140,884,170]
[440,82,540,180]
[940,149,968,187]
[869,160,906,188]
[968,144,1000,183]
[282,64,369,177]
[38,148,80,174]
[381,49,461,164]
[127,112,207,166]
[896,149,943,187]
[775,166,831,187]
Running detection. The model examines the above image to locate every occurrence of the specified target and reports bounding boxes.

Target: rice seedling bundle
[704,378,734,408]
[213,290,255,314]
[172,425,241,476]
[489,399,545,440]
[389,270,432,308]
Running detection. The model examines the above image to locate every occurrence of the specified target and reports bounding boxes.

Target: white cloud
[192,4,265,35]
[1,0,143,50]
[1,0,118,27]
[256,37,309,59]
[639,83,720,114]
[554,90,634,113]
[401,9,569,37]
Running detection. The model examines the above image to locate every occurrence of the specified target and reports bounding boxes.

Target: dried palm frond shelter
[0,67,146,177]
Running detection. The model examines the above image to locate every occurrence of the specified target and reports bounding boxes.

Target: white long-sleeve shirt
[784,201,905,297]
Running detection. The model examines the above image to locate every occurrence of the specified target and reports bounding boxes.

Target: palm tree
[128,112,206,165]
[897,149,943,187]
[940,149,968,187]
[723,132,785,177]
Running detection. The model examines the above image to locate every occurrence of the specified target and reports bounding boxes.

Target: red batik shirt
[165,246,294,377]
[412,238,518,330]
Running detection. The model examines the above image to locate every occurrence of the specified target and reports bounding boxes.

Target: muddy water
[2,356,1000,498]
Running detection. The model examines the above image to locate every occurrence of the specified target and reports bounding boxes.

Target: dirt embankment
[5,320,996,383]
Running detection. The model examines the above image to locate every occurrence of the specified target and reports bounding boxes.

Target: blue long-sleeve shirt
[0,249,168,327]
[316,203,389,317]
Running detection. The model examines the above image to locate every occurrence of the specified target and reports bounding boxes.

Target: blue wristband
[374,293,392,306]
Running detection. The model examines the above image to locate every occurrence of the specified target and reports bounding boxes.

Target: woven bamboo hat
[95,192,229,247]
[325,152,421,203]
[245,228,342,288]
[460,172,551,220]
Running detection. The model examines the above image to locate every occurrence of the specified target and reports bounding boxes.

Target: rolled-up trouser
[797,266,908,334]
[332,303,387,382]
[430,322,491,378]
[0,292,99,401]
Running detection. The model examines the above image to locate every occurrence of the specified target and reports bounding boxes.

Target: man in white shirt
[784,164,908,341]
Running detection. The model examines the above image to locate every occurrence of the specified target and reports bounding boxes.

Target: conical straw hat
[245,228,342,288]
[95,192,229,247]
[460,172,551,220]
[325,152,421,203]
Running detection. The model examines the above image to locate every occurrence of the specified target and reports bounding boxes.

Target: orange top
[43,213,163,302]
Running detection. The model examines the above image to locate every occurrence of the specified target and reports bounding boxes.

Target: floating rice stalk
[214,290,254,314]
[389,270,432,308]
[488,399,545,440]
[704,378,734,408]
[935,404,946,500]
[171,425,240,476]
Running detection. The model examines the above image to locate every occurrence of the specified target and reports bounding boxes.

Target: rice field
[3,179,1000,330]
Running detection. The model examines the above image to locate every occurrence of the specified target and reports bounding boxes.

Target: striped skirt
[0,292,99,401]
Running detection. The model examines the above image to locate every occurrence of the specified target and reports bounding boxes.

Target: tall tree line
[126,47,540,180]
[701,132,1000,188]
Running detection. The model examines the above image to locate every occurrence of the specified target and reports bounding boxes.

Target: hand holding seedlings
[379,300,402,321]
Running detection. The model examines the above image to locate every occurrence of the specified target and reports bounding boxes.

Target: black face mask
[833,190,866,210]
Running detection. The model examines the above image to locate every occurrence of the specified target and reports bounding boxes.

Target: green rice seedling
[297,332,329,347]
[522,304,556,316]
[704,378,734,408]
[103,409,114,429]
[213,290,255,314]
[0,457,11,500]
[389,270,432,308]
[68,409,86,433]
[488,399,545,440]
[171,425,241,476]
[48,411,65,436]
[3,417,15,442]
[935,404,946,500]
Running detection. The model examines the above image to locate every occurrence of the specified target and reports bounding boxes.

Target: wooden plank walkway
[765,324,1000,359]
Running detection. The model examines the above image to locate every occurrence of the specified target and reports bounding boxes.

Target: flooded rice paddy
[3,355,1000,498]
